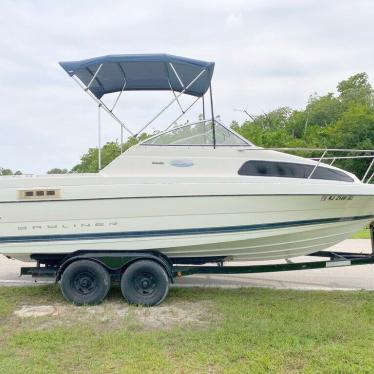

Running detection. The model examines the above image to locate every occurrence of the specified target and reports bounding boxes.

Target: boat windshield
[141,121,250,146]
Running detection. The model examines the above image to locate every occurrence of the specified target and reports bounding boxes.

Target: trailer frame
[20,223,374,305]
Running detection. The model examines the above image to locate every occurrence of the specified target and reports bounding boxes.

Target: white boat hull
[1,193,373,262]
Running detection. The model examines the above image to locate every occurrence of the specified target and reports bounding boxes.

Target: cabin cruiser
[0,54,373,265]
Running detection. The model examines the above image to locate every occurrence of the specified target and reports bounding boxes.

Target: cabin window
[238,161,354,182]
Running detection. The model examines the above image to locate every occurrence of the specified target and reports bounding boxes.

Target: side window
[238,161,353,182]
[312,167,353,182]
[257,163,269,176]
[275,164,287,176]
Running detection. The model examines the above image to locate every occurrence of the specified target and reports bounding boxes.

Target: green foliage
[305,93,343,129]
[337,72,374,107]
[0,168,22,176]
[71,133,149,173]
[71,142,121,173]
[232,107,302,148]
[0,168,13,175]
[233,72,374,179]
[47,168,68,174]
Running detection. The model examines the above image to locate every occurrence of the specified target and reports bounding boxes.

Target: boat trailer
[21,223,374,306]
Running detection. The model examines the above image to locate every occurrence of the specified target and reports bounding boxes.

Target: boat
[1,54,374,265]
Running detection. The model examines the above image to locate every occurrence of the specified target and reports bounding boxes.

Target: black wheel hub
[134,272,157,296]
[73,271,96,295]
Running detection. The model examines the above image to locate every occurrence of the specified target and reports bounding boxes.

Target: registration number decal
[321,195,354,201]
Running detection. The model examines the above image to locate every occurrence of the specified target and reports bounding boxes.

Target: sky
[1,0,374,174]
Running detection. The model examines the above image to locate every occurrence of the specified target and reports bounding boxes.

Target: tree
[71,142,121,173]
[337,73,373,108]
[304,93,343,128]
[232,107,301,148]
[327,105,374,178]
[47,168,68,174]
[71,133,150,173]
[0,168,13,175]
[232,72,374,180]
[0,168,23,175]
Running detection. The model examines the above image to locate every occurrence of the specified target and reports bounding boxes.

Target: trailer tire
[121,260,169,306]
[60,260,111,306]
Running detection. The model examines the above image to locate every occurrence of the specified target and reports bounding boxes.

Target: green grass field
[351,227,371,239]
[0,286,373,373]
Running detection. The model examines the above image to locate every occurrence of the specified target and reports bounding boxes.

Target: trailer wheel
[121,260,169,306]
[60,260,111,306]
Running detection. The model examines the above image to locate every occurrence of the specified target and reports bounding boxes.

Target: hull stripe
[0,214,373,244]
[0,193,374,204]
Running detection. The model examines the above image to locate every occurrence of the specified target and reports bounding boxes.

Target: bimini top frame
[60,54,216,169]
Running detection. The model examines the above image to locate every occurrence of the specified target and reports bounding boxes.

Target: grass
[351,227,371,239]
[0,286,373,373]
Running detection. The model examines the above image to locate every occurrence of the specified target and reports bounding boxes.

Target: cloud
[0,0,374,173]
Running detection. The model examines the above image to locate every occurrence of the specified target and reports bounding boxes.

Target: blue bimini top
[59,54,215,98]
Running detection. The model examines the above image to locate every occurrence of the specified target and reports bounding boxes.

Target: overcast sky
[1,0,374,173]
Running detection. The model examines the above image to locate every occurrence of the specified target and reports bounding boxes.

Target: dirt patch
[13,300,215,331]
[14,305,58,318]
[133,301,213,329]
